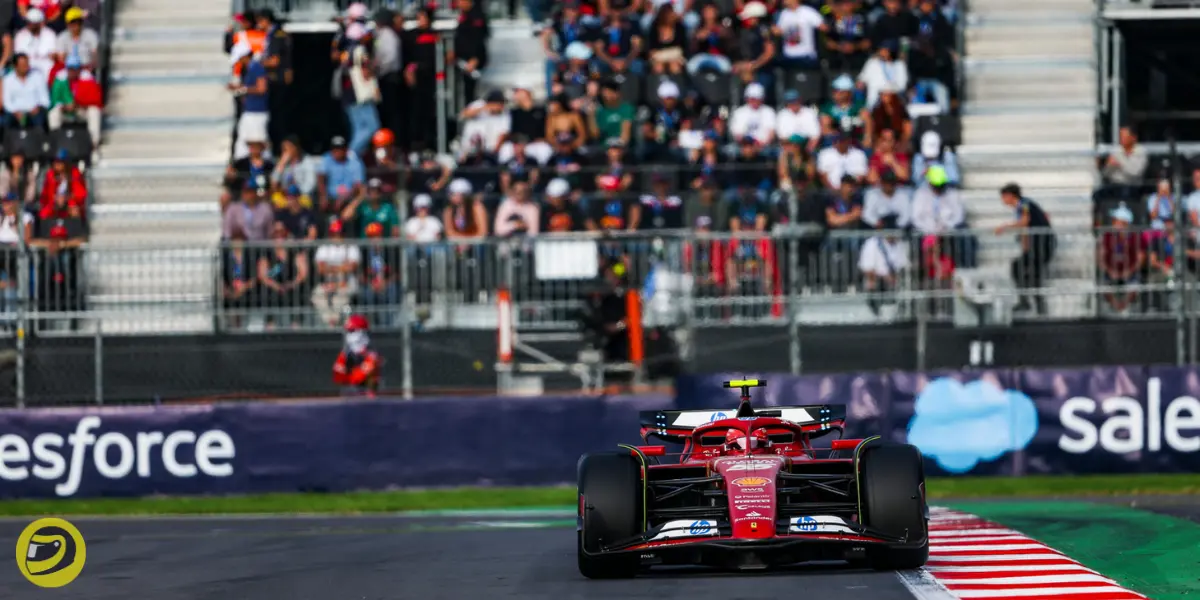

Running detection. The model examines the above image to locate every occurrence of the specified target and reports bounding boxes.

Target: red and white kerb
[897,507,1148,600]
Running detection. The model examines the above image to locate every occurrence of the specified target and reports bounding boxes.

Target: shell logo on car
[732,477,771,487]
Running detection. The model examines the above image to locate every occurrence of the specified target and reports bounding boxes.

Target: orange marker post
[625,288,644,367]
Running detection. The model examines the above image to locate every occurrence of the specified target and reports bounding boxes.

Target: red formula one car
[576,379,928,579]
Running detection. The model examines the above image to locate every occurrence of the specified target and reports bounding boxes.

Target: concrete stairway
[88,0,229,333]
[958,0,1099,318]
[479,19,546,101]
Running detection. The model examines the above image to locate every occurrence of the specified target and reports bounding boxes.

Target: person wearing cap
[55,7,99,70]
[646,2,687,75]
[33,216,85,325]
[341,178,399,238]
[3,54,49,130]
[312,219,362,327]
[443,178,488,241]
[598,138,633,192]
[276,185,319,240]
[867,128,910,185]
[230,9,266,59]
[494,180,541,238]
[251,7,292,153]
[39,148,87,213]
[541,1,585,96]
[733,1,776,91]
[858,214,910,316]
[403,194,443,244]
[825,174,864,235]
[226,135,276,212]
[774,0,825,70]
[730,83,777,148]
[554,41,595,101]
[820,74,869,146]
[48,53,103,151]
[1099,202,1144,314]
[858,39,908,110]
[219,225,259,329]
[224,179,276,242]
[541,178,584,233]
[500,134,540,197]
[588,173,640,232]
[862,169,912,230]
[815,130,868,189]
[361,129,400,191]
[229,33,270,161]
[591,81,635,148]
[910,164,963,238]
[685,177,730,234]
[318,136,367,215]
[996,183,1055,314]
[776,89,820,154]
[911,130,960,188]
[14,8,56,77]
[824,0,871,73]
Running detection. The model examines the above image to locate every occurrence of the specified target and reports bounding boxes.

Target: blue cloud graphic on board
[906,378,1038,473]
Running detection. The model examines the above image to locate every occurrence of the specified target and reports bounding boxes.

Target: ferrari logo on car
[732,477,771,487]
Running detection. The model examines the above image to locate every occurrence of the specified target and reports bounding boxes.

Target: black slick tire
[577,452,643,579]
[859,443,929,570]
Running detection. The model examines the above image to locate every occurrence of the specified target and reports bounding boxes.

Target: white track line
[948,587,1142,598]
[896,569,959,600]
[939,574,1117,586]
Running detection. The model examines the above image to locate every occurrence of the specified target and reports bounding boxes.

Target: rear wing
[639,404,846,442]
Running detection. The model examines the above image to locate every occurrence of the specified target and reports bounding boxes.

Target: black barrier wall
[4,319,1189,405]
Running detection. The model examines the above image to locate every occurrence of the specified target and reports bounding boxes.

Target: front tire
[859,443,929,570]
[577,452,643,579]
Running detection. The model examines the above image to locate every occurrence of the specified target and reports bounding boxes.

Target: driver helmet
[725,429,770,453]
[344,314,371,353]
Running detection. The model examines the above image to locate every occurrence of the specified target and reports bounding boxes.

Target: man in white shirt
[815,132,868,188]
[403,194,443,243]
[861,170,912,229]
[312,219,362,327]
[458,89,511,160]
[910,165,965,235]
[773,0,825,69]
[13,9,57,77]
[3,54,50,129]
[729,82,777,148]
[775,89,820,152]
[858,214,910,316]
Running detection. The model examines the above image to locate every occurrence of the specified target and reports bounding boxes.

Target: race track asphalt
[0,515,918,600]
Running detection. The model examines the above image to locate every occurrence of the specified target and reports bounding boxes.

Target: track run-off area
[2,503,1194,600]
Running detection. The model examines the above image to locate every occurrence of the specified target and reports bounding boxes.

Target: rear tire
[577,452,643,579]
[859,443,929,570]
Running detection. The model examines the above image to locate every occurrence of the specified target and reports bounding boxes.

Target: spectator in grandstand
[858,41,908,109]
[869,88,912,151]
[589,175,639,231]
[276,185,319,241]
[730,83,777,151]
[452,0,491,103]
[372,9,403,142]
[597,140,633,194]
[3,54,49,129]
[456,135,502,199]
[911,130,959,187]
[1,151,36,206]
[911,166,963,238]
[686,179,730,231]
[220,228,258,328]
[31,219,84,328]
[360,129,400,192]
[495,180,541,237]
[1185,168,1200,234]
[816,131,868,189]
[824,0,870,74]
[689,131,725,187]
[14,9,55,77]
[19,0,64,30]
[593,6,643,75]
[403,194,443,243]
[825,175,864,234]
[647,80,684,153]
[734,2,775,92]
[731,136,775,197]
[39,149,86,213]
[545,95,588,152]
[542,178,586,233]
[48,55,102,155]
[821,75,869,147]
[55,7,98,70]
[553,42,596,103]
[1098,203,1143,314]
[862,170,912,229]
[359,221,401,324]
[541,1,587,96]
[460,90,512,160]
[996,183,1055,315]
[859,214,909,316]
[336,22,382,157]
[224,180,275,242]
[547,130,586,190]
[1146,219,1185,311]
[639,117,677,164]
[1097,127,1148,202]
[318,136,366,217]
[591,81,635,148]
[908,0,955,113]
[508,86,552,162]
[867,128,910,184]
[341,178,399,238]
[409,150,452,199]
[403,7,440,151]
[229,41,269,161]
[777,134,815,195]
[1146,177,1176,231]
[774,0,825,70]
[0,194,28,317]
[687,4,736,75]
[731,184,771,233]
[776,90,821,155]
[443,178,488,240]
[871,0,917,48]
[647,2,688,75]
[257,221,309,329]
[225,137,274,212]
[500,134,541,197]
[312,220,361,327]
[255,9,292,155]
[640,174,685,231]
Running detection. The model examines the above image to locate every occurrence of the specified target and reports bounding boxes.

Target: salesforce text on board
[1058,377,1200,453]
[0,416,236,497]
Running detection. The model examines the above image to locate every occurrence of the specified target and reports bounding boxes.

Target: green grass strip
[0,473,1196,517]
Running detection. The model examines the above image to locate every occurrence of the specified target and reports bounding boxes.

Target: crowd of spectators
[218,0,981,327]
[0,0,102,328]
